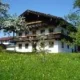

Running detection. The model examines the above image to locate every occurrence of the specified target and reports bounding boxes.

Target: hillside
[0,52,80,80]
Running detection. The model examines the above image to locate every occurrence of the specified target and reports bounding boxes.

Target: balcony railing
[12,32,72,42]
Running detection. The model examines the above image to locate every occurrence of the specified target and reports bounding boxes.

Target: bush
[0,46,5,52]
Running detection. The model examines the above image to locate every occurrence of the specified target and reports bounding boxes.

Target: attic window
[38,15,40,17]
[50,18,52,21]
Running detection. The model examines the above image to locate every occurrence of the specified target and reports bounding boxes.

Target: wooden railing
[12,32,72,42]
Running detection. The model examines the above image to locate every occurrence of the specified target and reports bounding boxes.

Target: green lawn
[0,52,80,80]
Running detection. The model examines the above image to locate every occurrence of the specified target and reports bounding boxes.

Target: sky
[3,0,74,17]
[1,0,74,37]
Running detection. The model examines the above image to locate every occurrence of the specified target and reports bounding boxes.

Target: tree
[36,34,49,53]
[0,1,29,37]
[64,12,80,27]
[74,0,80,9]
[64,0,80,47]
[3,15,29,37]
[0,0,9,29]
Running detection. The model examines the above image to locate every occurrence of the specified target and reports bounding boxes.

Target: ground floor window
[62,42,64,48]
[18,44,22,49]
[25,43,29,48]
[67,45,69,49]
[49,41,54,47]
[40,42,45,48]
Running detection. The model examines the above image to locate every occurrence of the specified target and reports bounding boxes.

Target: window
[49,41,54,47]
[32,30,36,34]
[18,32,22,36]
[61,30,64,34]
[40,42,45,48]
[49,28,53,33]
[67,45,69,49]
[18,44,22,49]
[40,29,45,34]
[25,31,29,35]
[25,43,29,48]
[62,42,64,48]
[72,49,73,52]
[67,32,69,35]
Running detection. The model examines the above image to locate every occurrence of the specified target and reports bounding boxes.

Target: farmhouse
[0,10,77,53]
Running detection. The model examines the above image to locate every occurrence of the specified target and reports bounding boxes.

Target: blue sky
[1,0,74,37]
[4,0,74,17]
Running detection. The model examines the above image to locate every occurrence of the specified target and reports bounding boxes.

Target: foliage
[74,0,80,9]
[64,12,80,27]
[0,0,9,29]
[73,26,80,46]
[64,0,80,46]
[0,46,5,52]
[2,15,29,35]
[36,35,49,53]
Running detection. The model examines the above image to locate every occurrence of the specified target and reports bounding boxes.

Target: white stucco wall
[13,26,76,53]
[36,40,59,53]
[57,41,77,53]
[15,42,32,52]
[12,41,76,53]
[46,40,59,53]
[16,26,69,37]
[6,47,15,51]
[35,26,69,36]
[54,26,69,35]
[2,41,10,45]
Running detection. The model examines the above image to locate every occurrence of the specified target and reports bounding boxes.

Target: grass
[0,52,80,80]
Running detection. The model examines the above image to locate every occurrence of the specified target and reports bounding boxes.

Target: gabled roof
[20,9,77,32]
[21,9,62,20]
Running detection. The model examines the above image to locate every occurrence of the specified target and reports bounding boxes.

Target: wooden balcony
[12,32,73,42]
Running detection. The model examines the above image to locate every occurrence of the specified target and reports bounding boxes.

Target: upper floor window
[49,41,54,47]
[18,44,22,49]
[25,31,29,35]
[40,29,45,34]
[49,28,53,33]
[18,32,22,36]
[32,30,36,34]
[61,29,64,34]
[25,43,29,48]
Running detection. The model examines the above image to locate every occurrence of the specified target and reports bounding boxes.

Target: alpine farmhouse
[0,10,77,53]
